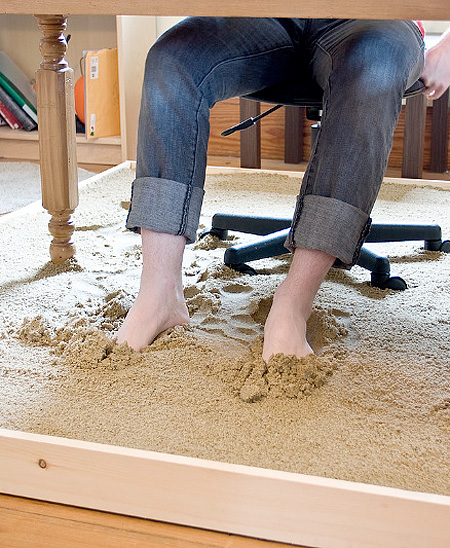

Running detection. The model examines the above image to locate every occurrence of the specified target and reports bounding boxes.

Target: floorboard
[0,494,300,548]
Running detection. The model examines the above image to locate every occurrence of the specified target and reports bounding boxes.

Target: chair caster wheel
[439,240,450,253]
[371,274,407,291]
[199,227,228,240]
[226,262,258,275]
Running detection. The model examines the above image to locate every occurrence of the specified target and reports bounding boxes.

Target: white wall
[423,20,450,34]
[156,16,184,37]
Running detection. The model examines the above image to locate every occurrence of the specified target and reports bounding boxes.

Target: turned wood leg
[35,14,78,264]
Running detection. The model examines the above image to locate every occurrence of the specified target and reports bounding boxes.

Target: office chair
[203,77,450,290]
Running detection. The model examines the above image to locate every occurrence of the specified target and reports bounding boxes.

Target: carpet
[0,161,94,215]
[1,163,450,497]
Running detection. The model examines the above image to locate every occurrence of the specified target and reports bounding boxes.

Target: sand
[1,164,450,497]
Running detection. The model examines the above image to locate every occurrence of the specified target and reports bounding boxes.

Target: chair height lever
[221,104,282,136]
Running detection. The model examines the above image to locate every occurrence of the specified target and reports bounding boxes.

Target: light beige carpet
[0,161,94,215]
[1,163,450,497]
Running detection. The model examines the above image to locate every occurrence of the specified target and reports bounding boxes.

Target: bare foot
[117,229,189,352]
[262,288,313,362]
[117,278,189,351]
[262,247,335,362]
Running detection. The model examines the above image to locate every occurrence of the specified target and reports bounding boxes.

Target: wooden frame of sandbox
[1,164,450,547]
[1,427,450,548]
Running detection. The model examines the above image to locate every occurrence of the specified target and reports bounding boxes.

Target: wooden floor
[0,494,300,548]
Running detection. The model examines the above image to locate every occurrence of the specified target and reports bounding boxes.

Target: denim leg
[287,20,425,267]
[127,17,303,242]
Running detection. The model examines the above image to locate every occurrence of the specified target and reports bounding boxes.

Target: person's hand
[420,29,450,100]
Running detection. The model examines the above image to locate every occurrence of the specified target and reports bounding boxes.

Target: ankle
[140,268,183,298]
[272,280,312,321]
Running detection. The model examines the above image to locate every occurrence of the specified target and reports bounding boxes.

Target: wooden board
[4,0,450,20]
[0,494,294,548]
[1,427,450,548]
[0,127,122,166]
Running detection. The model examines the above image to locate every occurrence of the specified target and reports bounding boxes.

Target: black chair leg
[356,247,407,290]
[365,223,445,249]
[201,215,450,289]
[209,213,292,237]
[223,228,290,271]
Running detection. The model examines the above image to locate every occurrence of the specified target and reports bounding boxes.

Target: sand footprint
[306,307,349,353]
[249,297,350,352]
[249,296,273,325]
[222,282,252,294]
[186,291,221,315]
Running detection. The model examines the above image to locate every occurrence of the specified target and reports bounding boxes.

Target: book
[84,47,120,139]
[0,115,5,126]
[0,71,38,124]
[0,51,37,109]
[0,98,22,129]
[0,85,35,131]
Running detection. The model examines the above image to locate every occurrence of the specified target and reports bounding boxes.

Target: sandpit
[1,164,450,497]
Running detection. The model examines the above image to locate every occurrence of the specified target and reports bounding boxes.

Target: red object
[414,20,425,38]
[75,75,85,124]
[0,99,22,129]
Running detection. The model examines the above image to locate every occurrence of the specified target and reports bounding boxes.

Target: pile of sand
[1,164,450,497]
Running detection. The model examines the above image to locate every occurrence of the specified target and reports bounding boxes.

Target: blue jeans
[126,17,424,267]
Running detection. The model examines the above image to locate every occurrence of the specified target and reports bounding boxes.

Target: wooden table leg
[35,14,78,264]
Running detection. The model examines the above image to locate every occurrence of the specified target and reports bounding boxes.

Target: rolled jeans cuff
[286,194,372,268]
[126,177,204,244]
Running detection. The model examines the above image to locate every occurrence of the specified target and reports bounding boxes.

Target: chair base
[202,213,450,290]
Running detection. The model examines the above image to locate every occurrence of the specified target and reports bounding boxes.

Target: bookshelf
[0,125,122,166]
[0,15,181,167]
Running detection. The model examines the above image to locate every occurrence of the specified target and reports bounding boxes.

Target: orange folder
[84,47,120,139]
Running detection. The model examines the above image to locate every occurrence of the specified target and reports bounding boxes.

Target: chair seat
[245,77,425,108]
[247,78,323,107]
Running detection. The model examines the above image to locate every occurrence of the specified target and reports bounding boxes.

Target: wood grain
[0,128,122,165]
[209,99,450,172]
[7,0,450,19]
[1,427,450,548]
[402,94,427,177]
[35,14,78,263]
[430,90,450,173]
[0,494,294,548]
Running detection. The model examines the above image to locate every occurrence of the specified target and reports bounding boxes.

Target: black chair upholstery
[204,78,449,290]
[247,75,425,106]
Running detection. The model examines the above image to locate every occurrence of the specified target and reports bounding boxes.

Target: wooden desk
[1,6,450,547]
[2,1,449,262]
